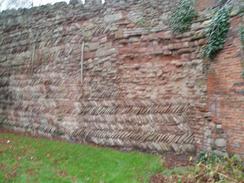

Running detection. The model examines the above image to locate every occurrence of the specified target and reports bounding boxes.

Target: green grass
[0,133,163,183]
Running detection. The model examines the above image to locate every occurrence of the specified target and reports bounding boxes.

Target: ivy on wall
[202,6,230,60]
[169,0,197,34]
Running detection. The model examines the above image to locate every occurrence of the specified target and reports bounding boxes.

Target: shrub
[202,6,230,59]
[169,0,197,34]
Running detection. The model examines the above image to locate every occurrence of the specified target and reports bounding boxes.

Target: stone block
[104,13,123,23]
[215,138,226,147]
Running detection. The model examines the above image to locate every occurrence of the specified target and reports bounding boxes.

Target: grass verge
[0,133,163,183]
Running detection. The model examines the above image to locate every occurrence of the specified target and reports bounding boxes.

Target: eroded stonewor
[0,0,243,157]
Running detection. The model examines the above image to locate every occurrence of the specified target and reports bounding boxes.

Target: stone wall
[0,0,243,156]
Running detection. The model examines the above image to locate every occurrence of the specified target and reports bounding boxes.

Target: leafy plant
[154,152,244,183]
[197,151,224,165]
[242,70,244,79]
[240,25,244,48]
[136,18,146,26]
[202,6,230,59]
[218,0,228,5]
[169,0,197,33]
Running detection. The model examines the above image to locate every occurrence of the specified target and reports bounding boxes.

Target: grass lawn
[0,133,163,183]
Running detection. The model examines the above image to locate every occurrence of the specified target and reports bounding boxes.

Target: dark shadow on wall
[0,64,12,128]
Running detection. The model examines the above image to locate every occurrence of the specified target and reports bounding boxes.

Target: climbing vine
[202,6,230,59]
[169,0,197,34]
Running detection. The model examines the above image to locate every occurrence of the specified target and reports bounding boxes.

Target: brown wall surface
[207,16,244,157]
[0,0,243,156]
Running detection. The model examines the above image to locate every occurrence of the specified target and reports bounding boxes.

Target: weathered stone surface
[215,138,227,147]
[69,0,82,5]
[0,0,243,157]
[104,13,123,23]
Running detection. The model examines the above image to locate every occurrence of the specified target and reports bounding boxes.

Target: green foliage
[202,6,230,59]
[136,18,146,26]
[159,152,244,183]
[218,0,228,5]
[169,0,197,33]
[194,155,244,183]
[197,151,224,164]
[0,133,163,183]
[242,70,244,79]
[196,152,244,182]
[240,25,244,48]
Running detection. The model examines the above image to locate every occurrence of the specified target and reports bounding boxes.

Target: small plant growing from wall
[169,0,197,34]
[202,6,230,59]
[135,18,151,30]
[240,26,244,46]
